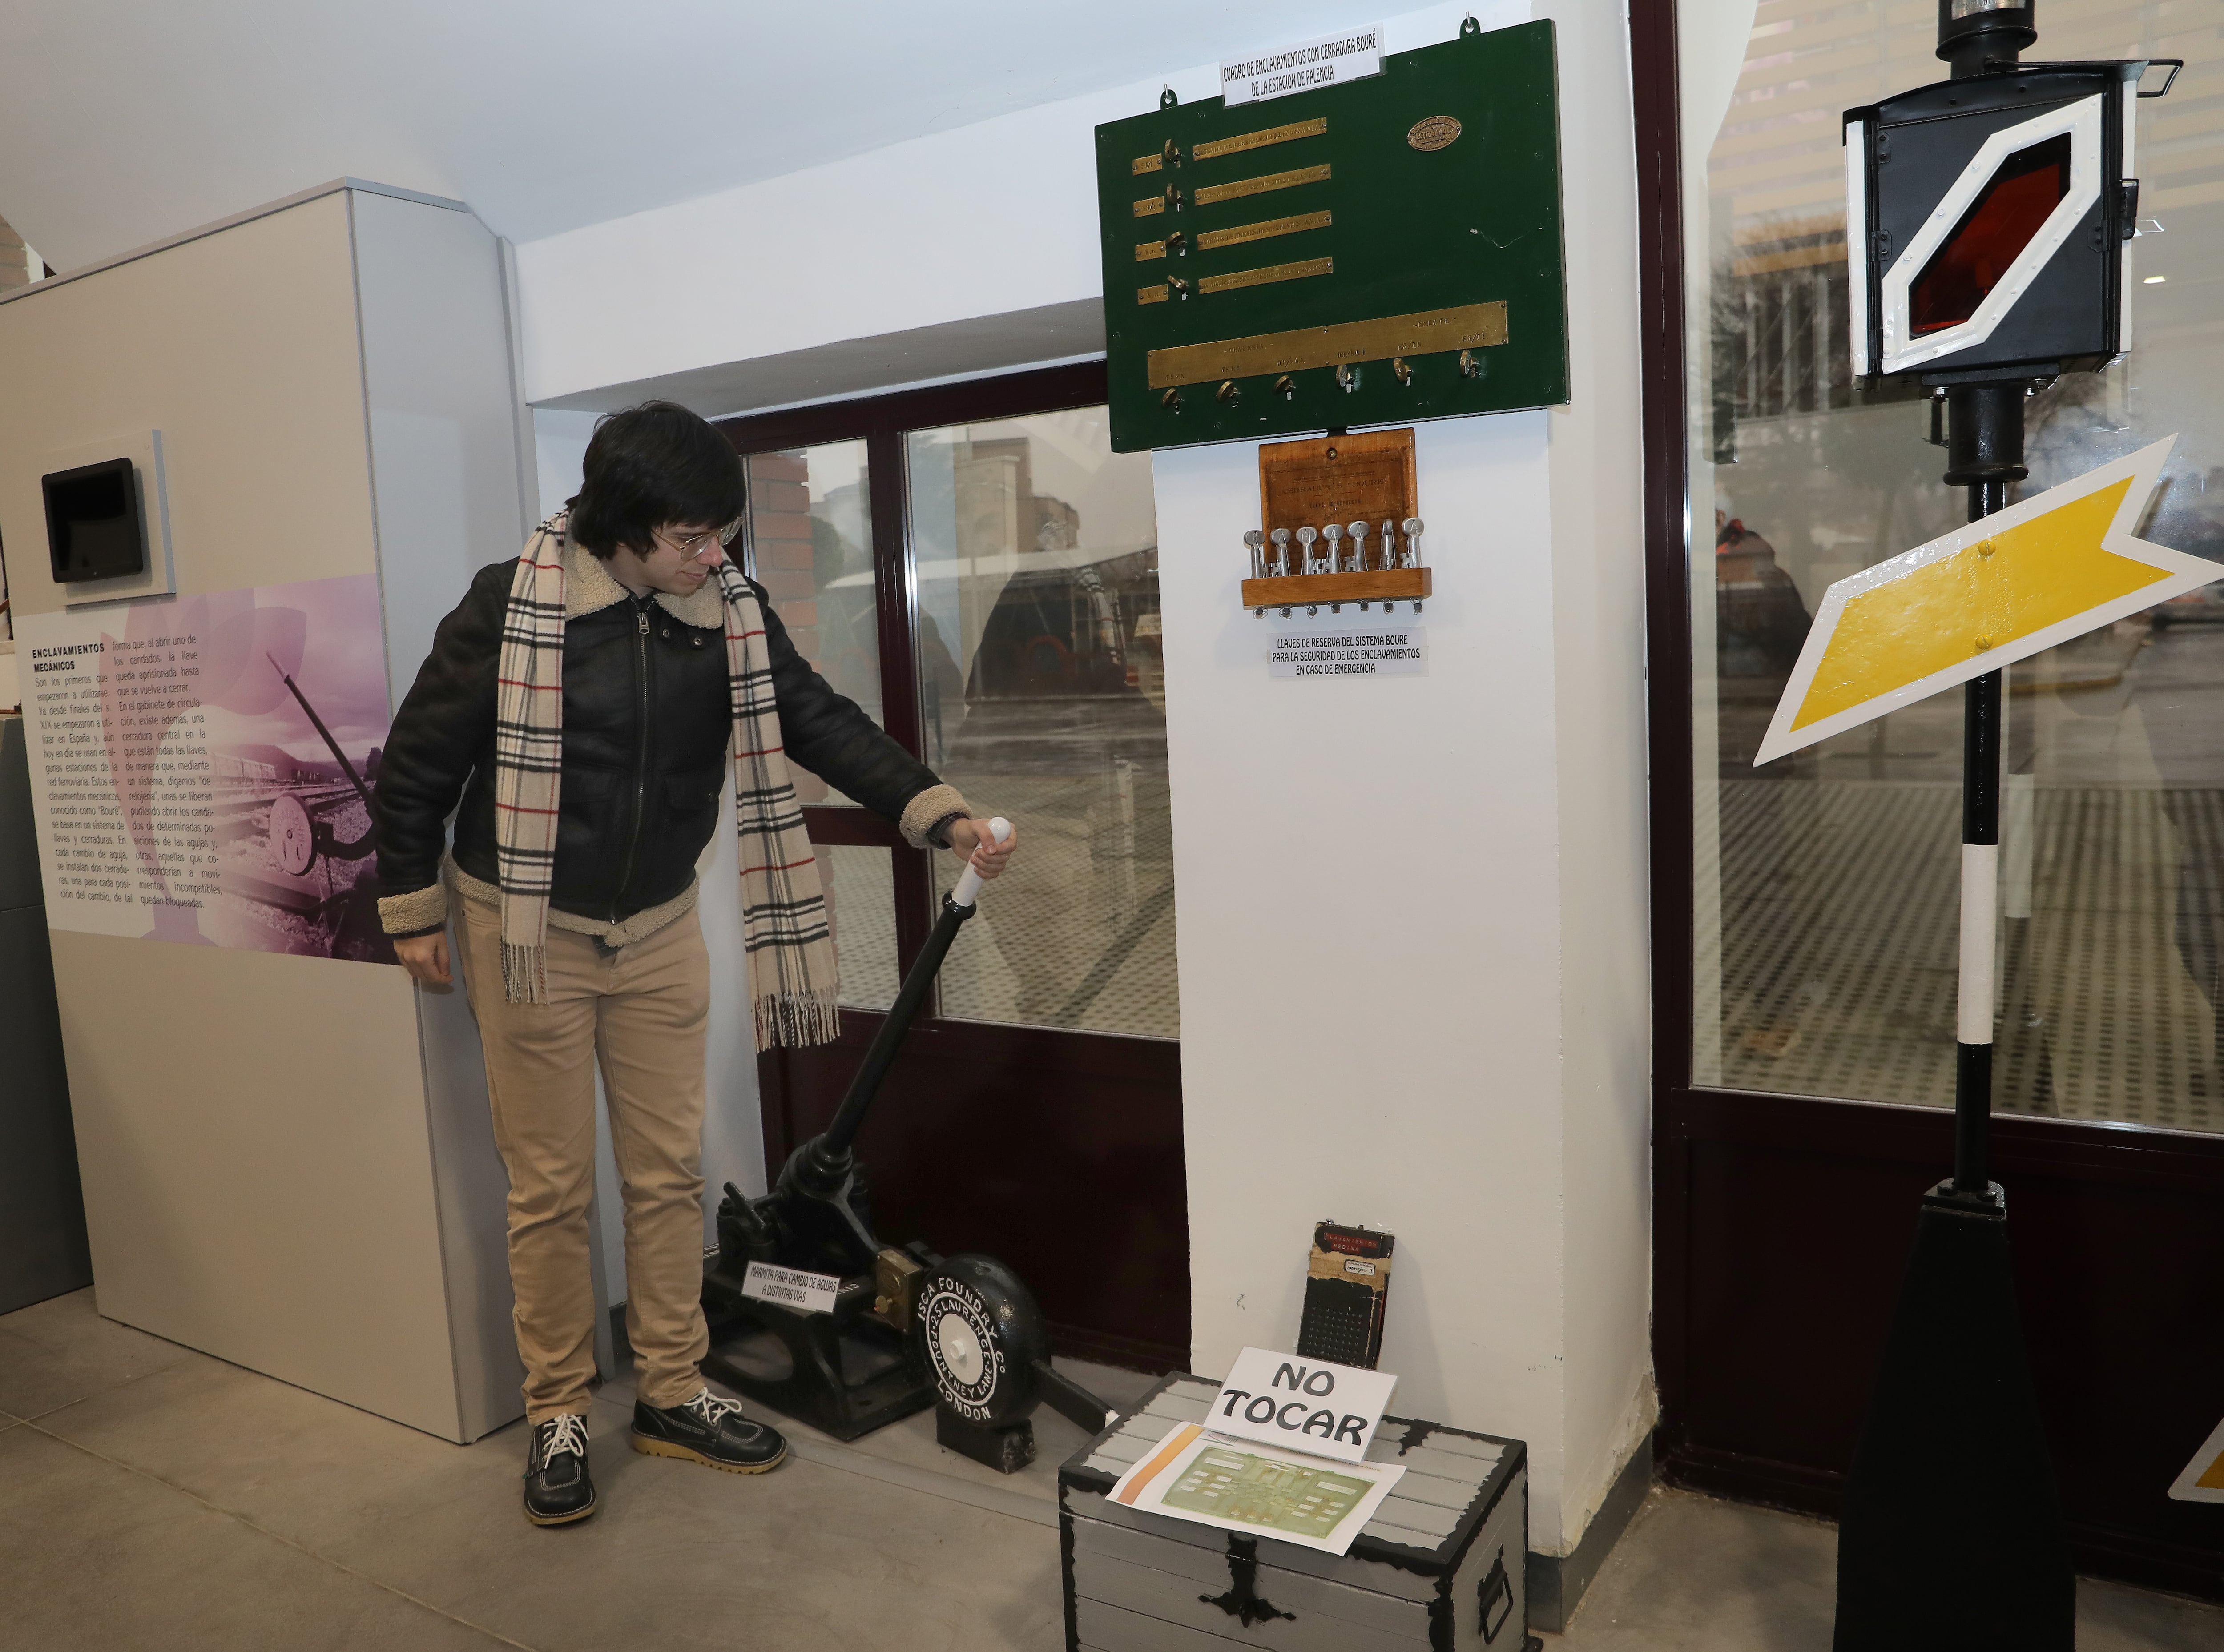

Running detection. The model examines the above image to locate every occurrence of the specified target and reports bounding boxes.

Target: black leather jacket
[375,555,944,926]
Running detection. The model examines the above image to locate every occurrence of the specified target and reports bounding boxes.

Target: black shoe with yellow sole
[524,1414,596,1526]
[631,1389,787,1474]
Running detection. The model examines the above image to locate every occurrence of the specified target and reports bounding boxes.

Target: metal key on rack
[1400,518,1426,612]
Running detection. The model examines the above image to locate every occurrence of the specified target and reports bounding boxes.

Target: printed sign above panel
[1095,18,1567,452]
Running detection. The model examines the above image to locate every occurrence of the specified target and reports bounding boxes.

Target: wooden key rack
[1241,427,1431,611]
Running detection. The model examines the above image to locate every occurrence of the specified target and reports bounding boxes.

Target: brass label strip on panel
[1192,117,1328,163]
[1132,153,1163,175]
[1133,195,1167,217]
[1136,239,1167,261]
[1193,164,1330,207]
[1196,209,1331,253]
[1197,257,1334,296]
[1146,301,1509,389]
[1138,284,1170,305]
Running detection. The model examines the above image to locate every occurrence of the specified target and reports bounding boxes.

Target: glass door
[722,365,1187,1371]
[905,410,1175,1038]
[1642,0,2224,1599]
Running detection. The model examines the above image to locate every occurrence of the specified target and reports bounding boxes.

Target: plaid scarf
[494,518,840,1049]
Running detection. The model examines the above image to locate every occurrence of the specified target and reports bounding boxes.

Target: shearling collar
[560,527,727,630]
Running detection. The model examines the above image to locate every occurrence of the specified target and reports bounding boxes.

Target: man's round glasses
[653,521,742,562]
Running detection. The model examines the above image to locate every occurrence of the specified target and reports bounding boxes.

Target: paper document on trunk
[1105,1422,1407,1555]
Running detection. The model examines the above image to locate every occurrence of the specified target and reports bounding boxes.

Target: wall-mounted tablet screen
[43,457,147,583]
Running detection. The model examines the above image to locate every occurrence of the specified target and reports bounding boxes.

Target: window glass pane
[743,442,879,805]
[818,843,897,1012]
[905,409,1176,1038]
[1689,0,2224,1134]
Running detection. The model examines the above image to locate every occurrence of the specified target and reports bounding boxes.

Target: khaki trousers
[455,894,712,1423]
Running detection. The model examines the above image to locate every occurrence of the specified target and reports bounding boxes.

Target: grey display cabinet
[0,714,93,1314]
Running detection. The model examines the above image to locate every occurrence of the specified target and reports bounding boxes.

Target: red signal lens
[1910,133,2071,334]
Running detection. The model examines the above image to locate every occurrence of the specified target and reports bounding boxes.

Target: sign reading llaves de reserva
[1097,18,1566,452]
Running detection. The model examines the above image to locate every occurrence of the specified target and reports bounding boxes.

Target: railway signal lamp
[1845,2,2177,384]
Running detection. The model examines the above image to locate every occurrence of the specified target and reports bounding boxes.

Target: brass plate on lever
[1131,153,1164,175]
[1146,300,1507,389]
[1193,117,1328,162]
[1196,209,1332,253]
[1136,240,1167,261]
[1137,284,1170,305]
[1197,257,1334,297]
[1133,195,1167,217]
[1193,164,1330,206]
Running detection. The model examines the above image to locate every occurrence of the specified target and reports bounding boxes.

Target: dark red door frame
[1630,0,2224,1600]
[715,362,1190,1372]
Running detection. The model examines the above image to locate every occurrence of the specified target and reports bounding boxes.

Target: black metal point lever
[770,819,1012,1277]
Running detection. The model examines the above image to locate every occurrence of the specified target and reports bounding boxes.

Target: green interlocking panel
[1095,19,1565,453]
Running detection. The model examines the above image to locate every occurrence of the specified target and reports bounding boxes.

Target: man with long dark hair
[374,402,1015,1525]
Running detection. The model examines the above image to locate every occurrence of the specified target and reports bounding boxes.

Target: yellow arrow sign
[1756,438,2218,766]
[2169,1411,2224,1504]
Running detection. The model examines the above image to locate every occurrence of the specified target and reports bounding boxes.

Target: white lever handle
[951,816,1013,909]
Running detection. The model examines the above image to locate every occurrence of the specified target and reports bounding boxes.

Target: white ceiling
[0,0,1389,270]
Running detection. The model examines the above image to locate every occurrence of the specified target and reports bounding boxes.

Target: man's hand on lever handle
[947,816,1018,881]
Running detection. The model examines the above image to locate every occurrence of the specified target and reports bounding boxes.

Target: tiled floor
[4,1287,2220,1650]
[1705,622,2224,1136]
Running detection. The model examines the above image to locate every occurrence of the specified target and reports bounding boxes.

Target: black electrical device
[42,457,147,584]
[1295,1222,1393,1370]
[1844,3,2177,386]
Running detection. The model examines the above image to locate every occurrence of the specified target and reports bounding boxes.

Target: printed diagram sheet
[1107,1423,1406,1555]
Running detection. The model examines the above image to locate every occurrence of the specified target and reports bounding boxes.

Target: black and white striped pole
[1949,384,2015,1202]
[1823,0,2188,1629]
[1830,394,2078,1652]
